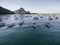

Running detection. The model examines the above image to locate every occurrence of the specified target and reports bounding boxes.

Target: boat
[7,23,15,28]
[0,23,5,27]
[19,21,24,26]
[33,17,39,20]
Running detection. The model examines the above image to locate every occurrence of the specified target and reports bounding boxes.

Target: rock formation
[14,7,30,14]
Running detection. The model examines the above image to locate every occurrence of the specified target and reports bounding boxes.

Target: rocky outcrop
[14,8,30,14]
[0,6,15,14]
[26,11,30,14]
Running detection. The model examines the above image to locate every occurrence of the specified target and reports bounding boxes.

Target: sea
[0,14,60,45]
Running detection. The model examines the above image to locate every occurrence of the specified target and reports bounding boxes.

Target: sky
[0,0,60,14]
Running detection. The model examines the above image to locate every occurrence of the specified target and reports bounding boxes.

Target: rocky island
[0,6,31,14]
[14,8,30,14]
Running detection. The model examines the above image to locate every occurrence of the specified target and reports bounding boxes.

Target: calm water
[0,14,60,45]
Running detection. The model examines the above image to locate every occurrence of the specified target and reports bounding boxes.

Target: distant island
[14,7,30,14]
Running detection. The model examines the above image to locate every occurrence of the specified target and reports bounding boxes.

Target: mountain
[0,6,15,14]
[14,8,30,14]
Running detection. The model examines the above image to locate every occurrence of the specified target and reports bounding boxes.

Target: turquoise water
[0,14,60,45]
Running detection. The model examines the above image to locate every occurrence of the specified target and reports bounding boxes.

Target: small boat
[45,23,51,28]
[40,16,43,18]
[19,21,24,26]
[7,23,15,28]
[48,16,53,20]
[0,23,5,27]
[32,23,37,29]
[49,18,53,20]
[55,17,58,19]
[33,17,39,20]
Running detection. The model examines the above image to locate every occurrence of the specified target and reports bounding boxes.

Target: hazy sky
[0,0,60,13]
